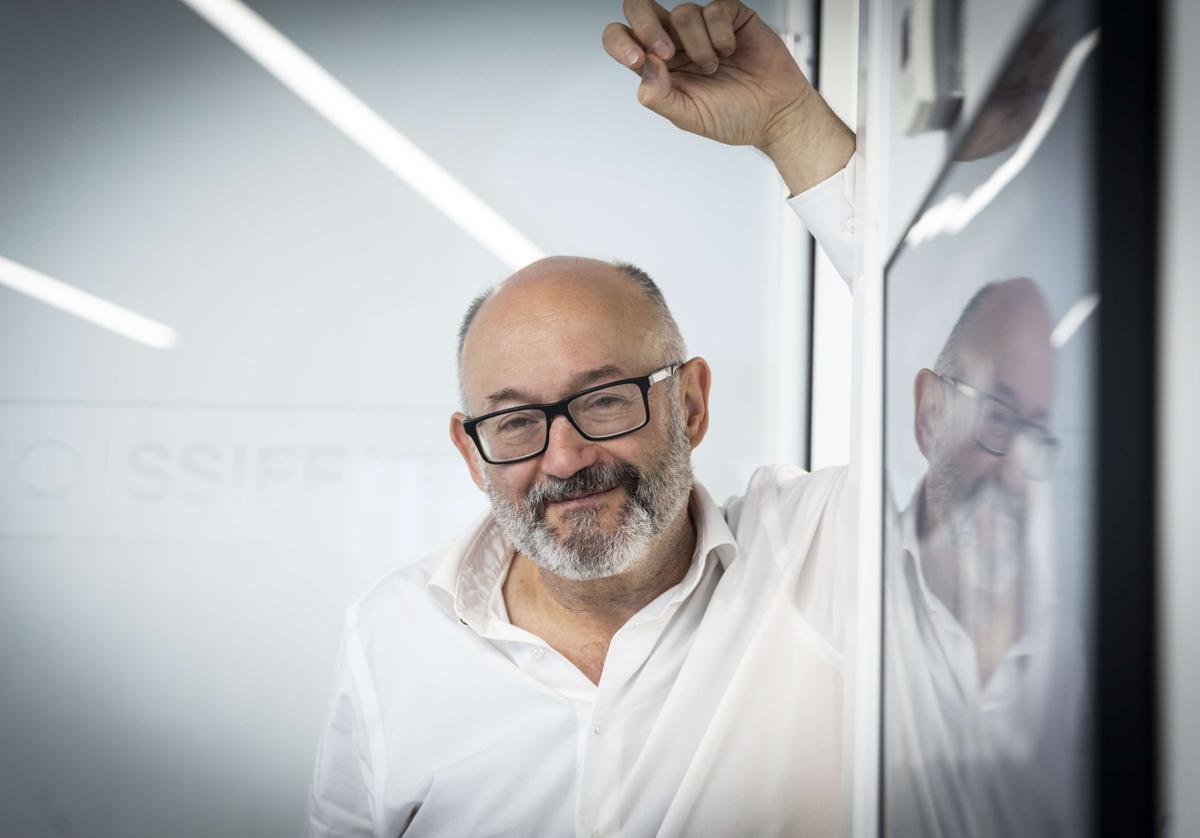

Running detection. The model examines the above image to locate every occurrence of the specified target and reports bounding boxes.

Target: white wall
[0,2,805,835]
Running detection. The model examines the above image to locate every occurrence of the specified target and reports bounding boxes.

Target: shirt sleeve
[786,154,859,286]
[306,623,379,838]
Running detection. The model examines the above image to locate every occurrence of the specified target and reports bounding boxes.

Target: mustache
[527,462,641,518]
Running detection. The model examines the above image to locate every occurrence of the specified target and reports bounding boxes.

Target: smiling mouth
[546,486,620,507]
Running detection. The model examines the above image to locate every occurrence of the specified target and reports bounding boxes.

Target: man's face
[453,258,701,581]
[923,282,1055,594]
[480,391,694,581]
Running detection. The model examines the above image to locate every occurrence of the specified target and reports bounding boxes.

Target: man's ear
[449,412,486,492]
[913,368,942,461]
[679,357,712,449]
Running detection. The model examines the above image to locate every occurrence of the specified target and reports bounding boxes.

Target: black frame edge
[1094,0,1161,832]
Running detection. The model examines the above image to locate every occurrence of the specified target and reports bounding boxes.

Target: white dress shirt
[307,166,861,838]
[307,468,856,838]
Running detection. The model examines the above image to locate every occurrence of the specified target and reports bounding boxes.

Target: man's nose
[993,435,1031,496]
[540,414,599,478]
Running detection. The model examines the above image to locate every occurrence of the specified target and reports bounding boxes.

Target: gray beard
[481,407,694,582]
[925,438,1026,597]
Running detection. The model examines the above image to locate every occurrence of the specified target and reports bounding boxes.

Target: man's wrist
[758,94,856,196]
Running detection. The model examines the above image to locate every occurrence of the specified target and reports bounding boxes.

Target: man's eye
[494,412,542,434]
[984,405,1014,426]
[584,392,636,410]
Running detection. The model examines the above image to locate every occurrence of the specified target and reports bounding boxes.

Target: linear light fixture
[906,30,1100,248]
[180,0,545,271]
[1051,292,1099,349]
[0,254,178,348]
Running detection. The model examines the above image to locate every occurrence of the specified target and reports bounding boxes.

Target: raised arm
[602,0,854,195]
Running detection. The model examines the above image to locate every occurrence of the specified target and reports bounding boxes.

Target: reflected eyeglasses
[938,374,1060,479]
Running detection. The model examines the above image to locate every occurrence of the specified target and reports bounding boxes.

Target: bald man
[308,256,855,836]
[885,280,1087,837]
[307,3,862,836]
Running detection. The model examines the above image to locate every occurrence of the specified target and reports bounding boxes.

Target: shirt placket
[573,561,716,838]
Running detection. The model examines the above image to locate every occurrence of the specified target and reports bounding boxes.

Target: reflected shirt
[306,467,855,838]
[882,485,1089,838]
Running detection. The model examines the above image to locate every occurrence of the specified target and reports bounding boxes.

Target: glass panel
[882,0,1096,835]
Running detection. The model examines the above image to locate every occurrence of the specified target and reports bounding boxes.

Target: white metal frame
[849,0,890,834]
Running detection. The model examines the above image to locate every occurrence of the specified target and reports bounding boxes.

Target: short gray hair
[456,260,687,409]
[933,281,998,379]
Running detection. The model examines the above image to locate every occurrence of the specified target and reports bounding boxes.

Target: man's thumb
[637,53,686,123]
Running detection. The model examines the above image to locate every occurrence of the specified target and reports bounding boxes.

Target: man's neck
[502,503,697,682]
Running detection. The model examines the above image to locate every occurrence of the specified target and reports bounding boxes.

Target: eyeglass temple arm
[648,363,682,386]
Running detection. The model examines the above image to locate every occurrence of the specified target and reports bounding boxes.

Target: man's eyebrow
[483,386,537,409]
[566,364,627,392]
[483,364,628,410]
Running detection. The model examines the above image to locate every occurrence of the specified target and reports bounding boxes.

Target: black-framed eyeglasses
[462,362,683,465]
[938,374,1060,479]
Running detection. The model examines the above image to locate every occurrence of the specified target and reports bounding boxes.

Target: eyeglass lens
[973,395,1056,478]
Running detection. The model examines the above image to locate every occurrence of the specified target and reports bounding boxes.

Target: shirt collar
[428,480,738,630]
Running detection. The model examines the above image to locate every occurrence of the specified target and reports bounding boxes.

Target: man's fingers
[702,1,738,56]
[624,0,676,60]
[611,1,762,79]
[602,21,646,70]
[670,4,719,74]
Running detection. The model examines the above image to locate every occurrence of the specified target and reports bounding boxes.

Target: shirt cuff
[786,154,858,286]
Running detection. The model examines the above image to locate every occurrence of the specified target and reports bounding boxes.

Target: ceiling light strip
[180,0,545,270]
[0,254,178,348]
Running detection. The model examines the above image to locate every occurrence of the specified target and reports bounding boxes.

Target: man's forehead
[460,258,663,409]
[959,325,1054,417]
[480,362,636,410]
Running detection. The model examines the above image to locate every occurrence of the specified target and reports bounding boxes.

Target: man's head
[913,278,1055,592]
[449,256,711,581]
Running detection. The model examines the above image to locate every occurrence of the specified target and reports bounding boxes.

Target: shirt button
[592,722,603,735]
[530,647,544,660]
[844,218,857,234]
[590,831,601,838]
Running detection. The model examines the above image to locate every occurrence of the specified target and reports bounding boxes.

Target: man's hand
[602,0,854,194]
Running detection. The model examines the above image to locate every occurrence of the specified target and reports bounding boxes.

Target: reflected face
[457,258,695,581]
[923,280,1055,592]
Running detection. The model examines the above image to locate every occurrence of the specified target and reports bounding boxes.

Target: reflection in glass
[883,0,1095,835]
